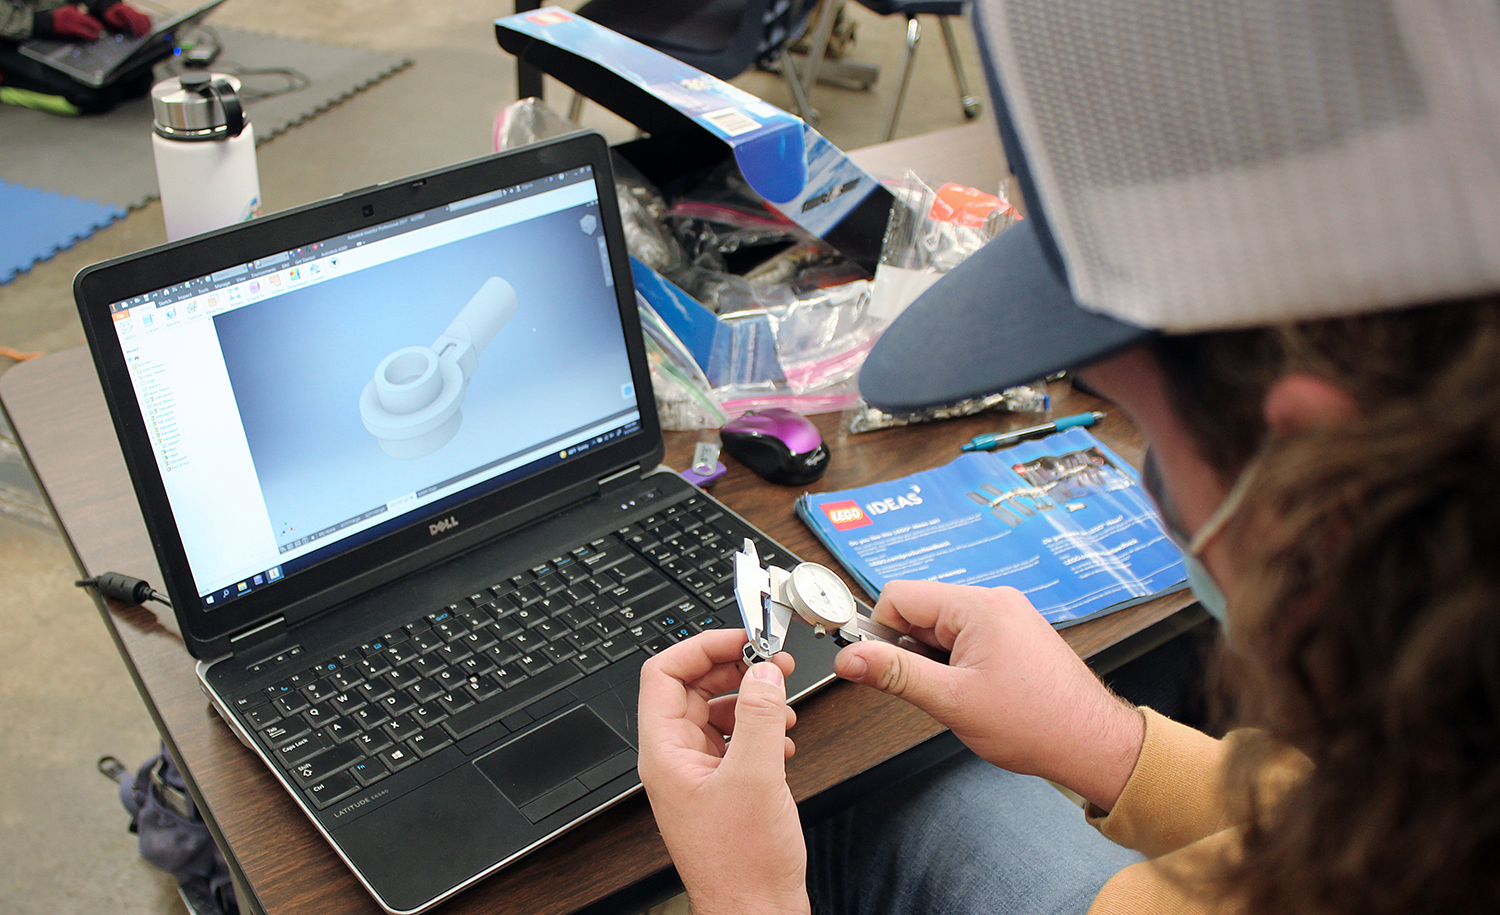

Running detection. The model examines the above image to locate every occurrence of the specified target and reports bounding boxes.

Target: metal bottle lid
[151,72,248,141]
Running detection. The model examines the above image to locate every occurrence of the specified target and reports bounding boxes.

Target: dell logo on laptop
[429,516,460,536]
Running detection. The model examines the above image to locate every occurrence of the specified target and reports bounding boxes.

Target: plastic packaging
[151,72,262,241]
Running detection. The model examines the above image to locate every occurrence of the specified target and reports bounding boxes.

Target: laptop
[74,132,841,914]
[14,0,226,89]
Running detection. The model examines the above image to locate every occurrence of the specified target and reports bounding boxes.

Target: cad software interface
[108,167,641,610]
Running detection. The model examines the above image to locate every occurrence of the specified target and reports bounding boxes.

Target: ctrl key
[307,770,360,809]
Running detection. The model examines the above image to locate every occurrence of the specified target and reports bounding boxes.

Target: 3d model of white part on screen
[359,276,519,459]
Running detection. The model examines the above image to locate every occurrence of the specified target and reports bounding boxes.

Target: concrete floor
[0,2,992,913]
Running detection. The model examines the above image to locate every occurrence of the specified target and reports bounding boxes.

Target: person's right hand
[38,6,105,41]
[833,580,1145,811]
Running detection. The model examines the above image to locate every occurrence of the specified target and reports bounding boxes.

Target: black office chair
[852,0,981,140]
[569,0,817,122]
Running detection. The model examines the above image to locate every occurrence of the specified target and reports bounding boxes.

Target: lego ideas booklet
[796,428,1188,627]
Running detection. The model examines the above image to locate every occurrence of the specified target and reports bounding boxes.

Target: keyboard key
[462,675,503,702]
[512,606,546,629]
[356,679,392,704]
[590,618,625,639]
[440,663,582,740]
[533,619,566,641]
[385,665,420,690]
[485,642,522,666]
[438,692,473,715]
[301,679,338,702]
[407,729,453,758]
[410,655,445,678]
[493,664,524,688]
[383,643,419,666]
[460,629,498,653]
[411,704,447,729]
[560,607,593,630]
[597,637,636,661]
[277,732,333,767]
[378,691,416,717]
[383,715,421,743]
[355,656,390,680]
[411,630,445,652]
[459,655,496,678]
[511,630,545,654]
[291,743,361,786]
[261,721,308,747]
[435,620,468,641]
[541,643,575,665]
[307,771,360,809]
[431,667,464,692]
[272,693,309,718]
[379,744,418,772]
[433,643,472,666]
[324,717,358,743]
[301,703,336,727]
[566,630,600,653]
[492,616,524,640]
[328,669,363,691]
[353,730,392,755]
[245,705,281,729]
[329,691,364,716]
[351,706,389,731]
[572,650,607,674]
[349,757,388,787]
[517,653,552,677]
[408,680,445,705]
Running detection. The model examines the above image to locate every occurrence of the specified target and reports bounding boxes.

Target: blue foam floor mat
[0,180,125,284]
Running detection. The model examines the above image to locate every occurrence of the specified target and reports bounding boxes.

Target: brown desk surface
[0,124,1192,915]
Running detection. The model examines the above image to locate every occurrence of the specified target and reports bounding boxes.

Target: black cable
[76,572,173,608]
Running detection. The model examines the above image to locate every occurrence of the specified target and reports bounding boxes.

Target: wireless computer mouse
[719,408,829,485]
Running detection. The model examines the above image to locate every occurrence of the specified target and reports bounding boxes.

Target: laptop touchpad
[474,706,634,822]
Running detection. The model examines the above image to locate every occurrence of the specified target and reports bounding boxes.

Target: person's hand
[99,1,151,38]
[834,580,1145,811]
[638,629,809,915]
[36,6,104,41]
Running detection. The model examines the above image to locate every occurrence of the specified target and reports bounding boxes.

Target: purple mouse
[719,408,829,485]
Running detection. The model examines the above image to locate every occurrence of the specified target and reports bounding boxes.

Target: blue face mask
[1141,449,1254,626]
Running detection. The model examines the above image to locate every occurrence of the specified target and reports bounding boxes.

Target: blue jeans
[805,751,1143,915]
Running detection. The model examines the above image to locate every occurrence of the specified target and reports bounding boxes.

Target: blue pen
[961,411,1105,452]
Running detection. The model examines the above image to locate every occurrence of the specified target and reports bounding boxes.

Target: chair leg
[882,15,921,141]
[777,50,820,124]
[568,90,585,123]
[938,15,982,120]
[799,0,843,93]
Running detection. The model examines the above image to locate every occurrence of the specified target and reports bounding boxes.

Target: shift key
[443,663,581,741]
[290,742,361,786]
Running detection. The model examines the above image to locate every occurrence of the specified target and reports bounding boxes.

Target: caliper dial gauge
[785,562,857,636]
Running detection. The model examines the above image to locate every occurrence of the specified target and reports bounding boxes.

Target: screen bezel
[74,133,663,659]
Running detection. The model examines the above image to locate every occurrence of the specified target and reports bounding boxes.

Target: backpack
[99,747,238,915]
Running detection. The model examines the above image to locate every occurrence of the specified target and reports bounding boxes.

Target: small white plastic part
[359,277,519,459]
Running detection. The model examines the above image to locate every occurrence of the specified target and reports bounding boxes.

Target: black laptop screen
[105,166,640,609]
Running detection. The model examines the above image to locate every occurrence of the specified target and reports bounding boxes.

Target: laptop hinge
[229,615,287,651]
[597,464,641,493]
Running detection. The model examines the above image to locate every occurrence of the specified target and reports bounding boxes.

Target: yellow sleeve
[1082,708,1313,915]
[1085,708,1237,857]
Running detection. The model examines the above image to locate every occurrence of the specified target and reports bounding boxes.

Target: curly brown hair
[1153,296,1500,914]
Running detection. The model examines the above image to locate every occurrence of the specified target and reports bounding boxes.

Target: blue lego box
[495,6,895,277]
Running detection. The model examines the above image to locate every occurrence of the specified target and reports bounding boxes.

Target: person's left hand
[637,629,809,915]
[95,1,151,37]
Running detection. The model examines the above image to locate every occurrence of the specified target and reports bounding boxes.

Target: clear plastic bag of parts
[845,171,1050,433]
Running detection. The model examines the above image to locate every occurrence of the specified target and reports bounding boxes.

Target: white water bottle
[151,72,262,241]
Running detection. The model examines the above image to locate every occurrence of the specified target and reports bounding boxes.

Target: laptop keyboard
[226,493,790,812]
